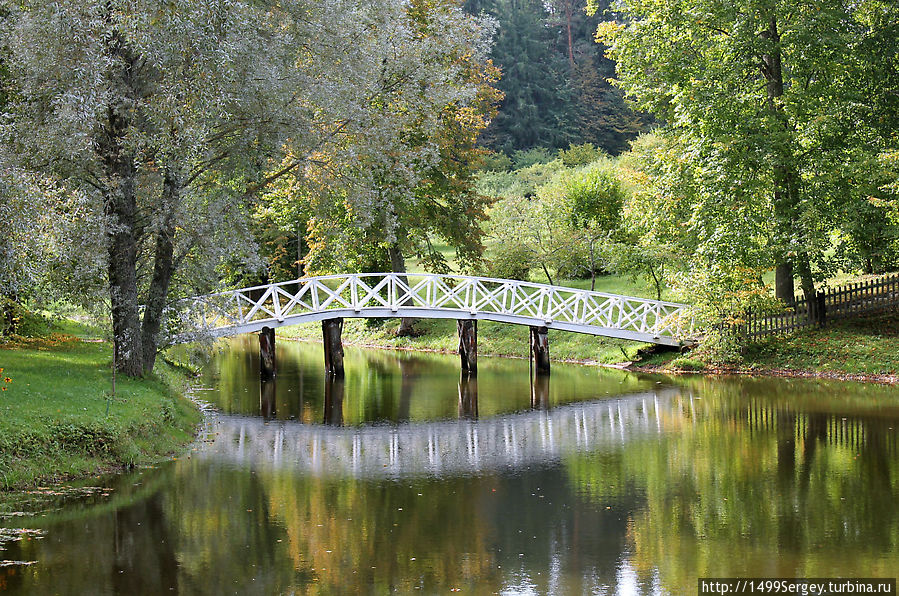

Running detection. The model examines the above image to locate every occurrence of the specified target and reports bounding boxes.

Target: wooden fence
[744,273,899,340]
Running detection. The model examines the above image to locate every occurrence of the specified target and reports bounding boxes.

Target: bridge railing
[166,273,694,344]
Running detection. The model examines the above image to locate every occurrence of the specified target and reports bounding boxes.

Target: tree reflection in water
[2,345,898,595]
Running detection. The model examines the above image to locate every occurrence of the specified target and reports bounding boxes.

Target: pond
[2,335,898,594]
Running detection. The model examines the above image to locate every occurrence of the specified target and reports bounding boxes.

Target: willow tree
[596,0,899,304]
[3,0,296,375]
[3,0,501,372]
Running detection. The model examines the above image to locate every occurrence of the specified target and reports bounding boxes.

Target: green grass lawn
[0,331,201,489]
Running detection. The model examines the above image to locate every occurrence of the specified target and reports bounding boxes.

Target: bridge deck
[169,273,693,346]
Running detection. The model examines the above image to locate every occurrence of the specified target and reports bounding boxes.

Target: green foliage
[486,242,532,281]
[561,165,623,233]
[599,0,899,304]
[668,357,705,372]
[474,0,576,153]
[479,155,626,285]
[0,298,53,337]
[671,264,782,365]
[469,0,648,153]
[478,151,513,172]
[476,159,567,199]
[486,189,580,285]
[602,241,680,300]
[879,149,899,197]
[511,147,556,170]
[835,202,899,274]
[558,143,606,168]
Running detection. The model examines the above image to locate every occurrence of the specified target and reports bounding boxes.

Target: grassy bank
[277,317,655,363]
[741,311,899,377]
[0,326,202,490]
[643,310,899,381]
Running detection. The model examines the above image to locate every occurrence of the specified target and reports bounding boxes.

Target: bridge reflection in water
[199,386,683,479]
[206,377,899,481]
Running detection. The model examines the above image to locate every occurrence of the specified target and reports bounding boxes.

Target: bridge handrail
[187,273,690,309]
[169,272,694,345]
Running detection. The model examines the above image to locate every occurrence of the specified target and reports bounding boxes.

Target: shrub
[476,170,522,198]
[511,147,555,169]
[671,264,782,366]
[559,143,607,168]
[486,243,532,281]
[479,151,513,172]
[0,298,53,337]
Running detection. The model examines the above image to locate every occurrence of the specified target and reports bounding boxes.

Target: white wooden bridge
[194,388,683,479]
[169,273,692,346]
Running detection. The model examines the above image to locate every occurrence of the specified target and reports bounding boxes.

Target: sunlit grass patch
[743,311,899,375]
[0,337,201,490]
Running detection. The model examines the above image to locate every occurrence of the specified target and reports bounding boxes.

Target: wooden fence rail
[744,273,899,340]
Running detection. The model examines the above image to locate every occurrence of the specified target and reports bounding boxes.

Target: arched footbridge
[170,273,693,346]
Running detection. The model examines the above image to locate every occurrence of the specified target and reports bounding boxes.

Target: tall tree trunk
[794,254,816,305]
[104,158,143,378]
[762,13,808,306]
[140,168,180,374]
[565,2,575,69]
[99,26,145,377]
[388,242,416,336]
[775,263,795,305]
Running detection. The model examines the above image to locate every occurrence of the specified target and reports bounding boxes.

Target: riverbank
[636,310,899,384]
[276,317,654,363]
[0,327,202,490]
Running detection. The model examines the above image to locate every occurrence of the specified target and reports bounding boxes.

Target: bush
[559,143,607,168]
[670,264,782,366]
[511,147,555,169]
[0,298,53,337]
[486,243,532,281]
[476,170,522,198]
[479,151,513,172]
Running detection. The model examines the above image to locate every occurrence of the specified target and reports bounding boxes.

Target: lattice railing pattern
[168,273,693,345]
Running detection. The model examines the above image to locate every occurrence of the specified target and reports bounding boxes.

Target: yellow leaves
[595,21,624,45]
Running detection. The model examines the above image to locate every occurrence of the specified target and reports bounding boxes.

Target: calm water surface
[2,336,898,594]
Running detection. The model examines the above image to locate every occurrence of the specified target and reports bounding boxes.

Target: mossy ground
[0,319,201,490]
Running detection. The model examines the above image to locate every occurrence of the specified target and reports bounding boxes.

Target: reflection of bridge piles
[196,388,681,479]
